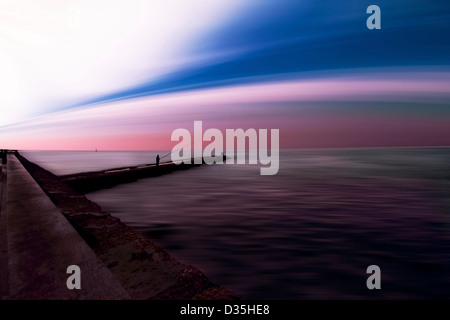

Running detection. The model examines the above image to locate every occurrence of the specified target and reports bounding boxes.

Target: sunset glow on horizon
[1,72,449,150]
[1,1,449,150]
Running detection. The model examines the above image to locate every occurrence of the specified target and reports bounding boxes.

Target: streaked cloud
[0,1,449,149]
[0,0,245,125]
[1,70,449,150]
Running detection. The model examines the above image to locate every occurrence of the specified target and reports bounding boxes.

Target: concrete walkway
[0,154,131,299]
[0,163,8,296]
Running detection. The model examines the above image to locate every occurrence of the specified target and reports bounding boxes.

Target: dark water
[24,148,450,299]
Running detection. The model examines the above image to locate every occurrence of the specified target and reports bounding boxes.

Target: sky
[0,0,449,150]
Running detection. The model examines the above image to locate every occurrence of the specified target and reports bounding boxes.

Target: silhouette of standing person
[156,154,160,167]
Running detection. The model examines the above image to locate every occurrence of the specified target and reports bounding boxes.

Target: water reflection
[28,148,450,298]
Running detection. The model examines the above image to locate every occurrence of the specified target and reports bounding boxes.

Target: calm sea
[21,148,450,299]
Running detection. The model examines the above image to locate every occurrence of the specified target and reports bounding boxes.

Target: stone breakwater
[60,158,203,194]
[12,151,239,300]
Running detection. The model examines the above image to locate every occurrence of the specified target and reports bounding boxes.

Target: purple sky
[1,70,449,150]
[0,1,449,150]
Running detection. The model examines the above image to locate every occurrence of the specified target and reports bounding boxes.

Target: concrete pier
[1,152,239,300]
[0,162,8,296]
[0,154,130,299]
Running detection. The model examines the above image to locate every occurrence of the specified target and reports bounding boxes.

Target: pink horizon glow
[1,75,449,151]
